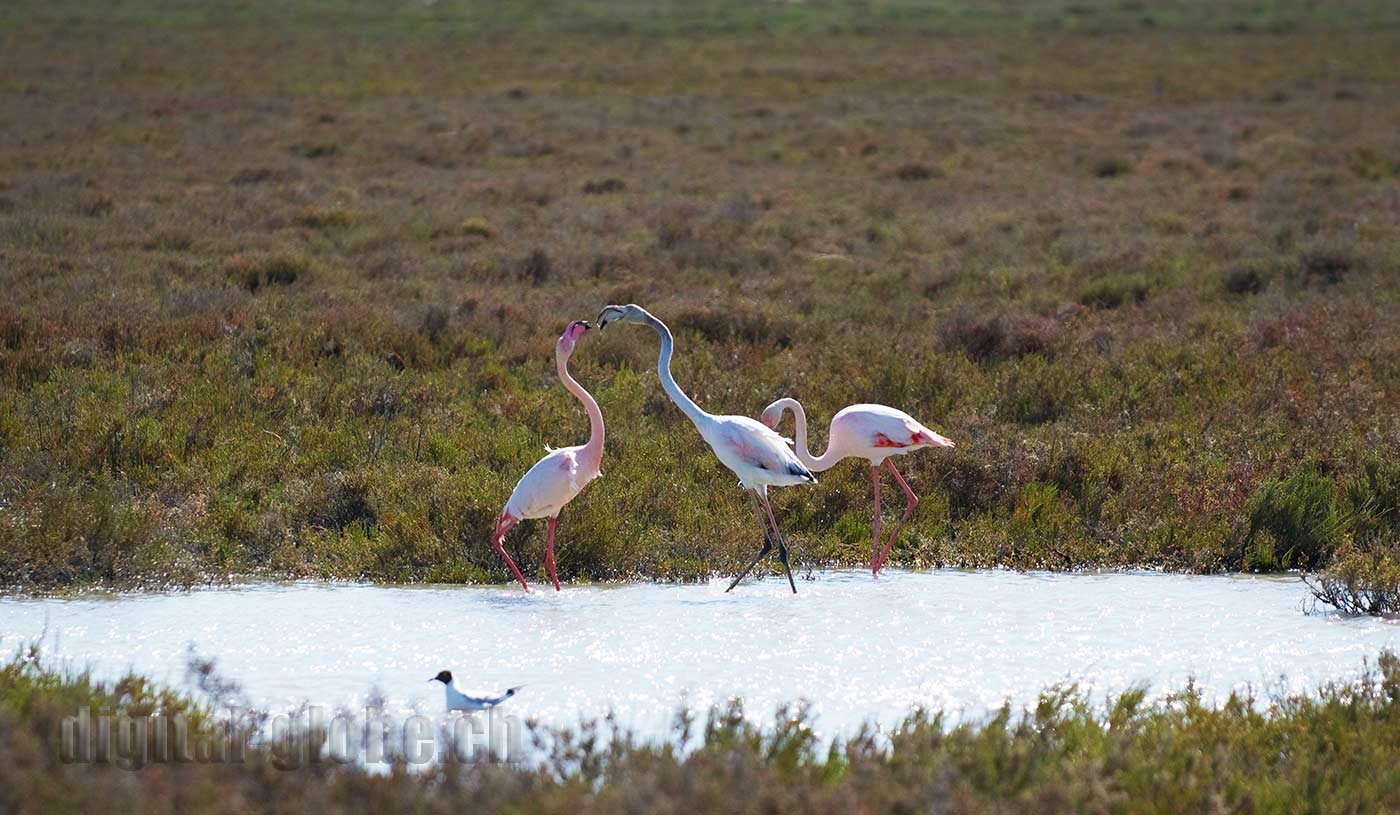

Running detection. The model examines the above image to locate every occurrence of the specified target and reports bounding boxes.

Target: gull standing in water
[596,304,816,593]
[430,671,522,713]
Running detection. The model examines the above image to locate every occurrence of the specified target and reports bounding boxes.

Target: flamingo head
[595,303,649,329]
[556,319,592,355]
[759,398,795,430]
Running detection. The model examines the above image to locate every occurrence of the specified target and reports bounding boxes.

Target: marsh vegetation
[6,644,1400,813]
[0,0,1397,592]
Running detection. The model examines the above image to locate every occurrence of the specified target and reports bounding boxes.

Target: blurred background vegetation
[0,0,1398,590]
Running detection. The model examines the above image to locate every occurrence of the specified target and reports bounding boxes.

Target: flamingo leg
[544,516,561,592]
[490,513,530,591]
[870,466,883,576]
[726,490,774,593]
[761,492,798,594]
[874,459,920,574]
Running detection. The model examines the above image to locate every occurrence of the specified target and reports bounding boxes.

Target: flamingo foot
[777,542,796,594]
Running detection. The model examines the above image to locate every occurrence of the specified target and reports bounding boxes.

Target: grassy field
[1,0,1399,590]
[5,645,1400,813]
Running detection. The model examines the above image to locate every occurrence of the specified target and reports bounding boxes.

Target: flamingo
[760,399,954,575]
[489,320,602,591]
[595,304,816,593]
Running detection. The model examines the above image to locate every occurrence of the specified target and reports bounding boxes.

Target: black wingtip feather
[788,462,817,482]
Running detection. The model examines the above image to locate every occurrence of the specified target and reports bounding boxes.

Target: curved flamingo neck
[557,348,604,465]
[639,311,710,430]
[778,398,842,472]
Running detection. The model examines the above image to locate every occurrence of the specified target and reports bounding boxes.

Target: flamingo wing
[714,416,816,482]
[504,446,586,520]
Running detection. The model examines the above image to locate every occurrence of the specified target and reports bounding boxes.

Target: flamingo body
[503,444,597,521]
[819,404,954,467]
[701,414,815,491]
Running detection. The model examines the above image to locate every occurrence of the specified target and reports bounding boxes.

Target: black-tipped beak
[580,320,593,331]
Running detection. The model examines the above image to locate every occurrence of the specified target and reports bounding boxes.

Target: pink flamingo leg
[726,490,775,592]
[870,466,883,575]
[490,513,530,591]
[874,459,920,574]
[761,492,797,594]
[544,516,561,592]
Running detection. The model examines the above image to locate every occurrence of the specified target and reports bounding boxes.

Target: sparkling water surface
[3,570,1397,741]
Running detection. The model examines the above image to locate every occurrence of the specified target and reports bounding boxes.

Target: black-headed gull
[429,670,522,713]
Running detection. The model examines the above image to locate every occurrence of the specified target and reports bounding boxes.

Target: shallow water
[2,570,1397,742]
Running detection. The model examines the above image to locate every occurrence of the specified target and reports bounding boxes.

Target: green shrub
[1347,455,1400,542]
[673,303,796,347]
[1298,243,1363,287]
[1305,540,1400,615]
[224,252,314,292]
[998,356,1072,425]
[940,309,1058,363]
[293,205,353,230]
[1223,261,1271,295]
[1008,481,1081,567]
[1246,461,1346,569]
[1091,155,1133,177]
[460,217,495,239]
[1077,274,1152,309]
[516,248,552,285]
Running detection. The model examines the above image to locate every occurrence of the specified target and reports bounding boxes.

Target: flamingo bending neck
[770,398,843,472]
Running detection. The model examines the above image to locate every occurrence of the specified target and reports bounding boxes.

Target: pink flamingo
[490,320,603,591]
[760,399,954,575]
[596,304,816,593]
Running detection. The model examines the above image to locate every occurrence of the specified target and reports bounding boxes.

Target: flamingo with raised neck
[489,320,604,591]
[596,303,816,593]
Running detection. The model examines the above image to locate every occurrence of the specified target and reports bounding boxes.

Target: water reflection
[3,570,1397,743]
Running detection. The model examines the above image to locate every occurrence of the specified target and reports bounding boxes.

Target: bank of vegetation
[1,0,1398,600]
[4,645,1400,813]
